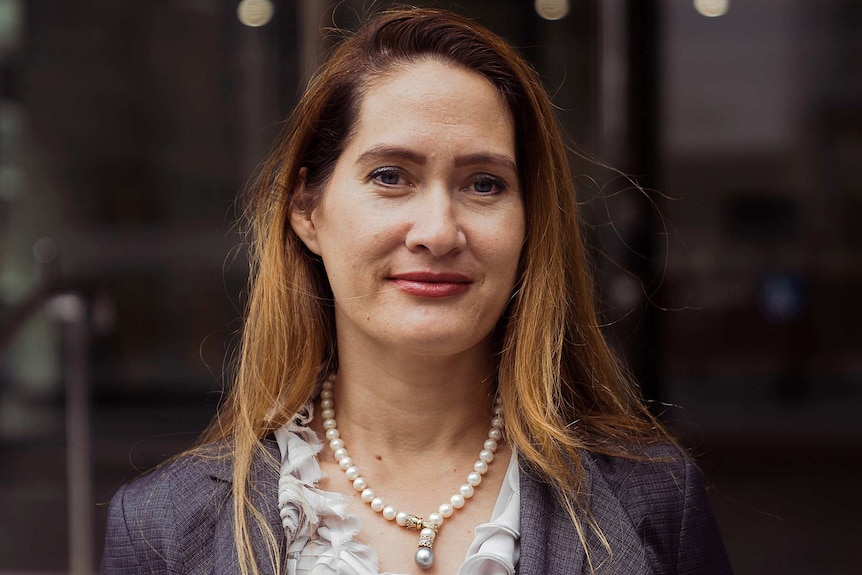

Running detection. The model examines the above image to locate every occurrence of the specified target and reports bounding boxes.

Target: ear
[289,168,322,256]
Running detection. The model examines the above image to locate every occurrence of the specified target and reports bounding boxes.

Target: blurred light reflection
[535,0,570,21]
[237,0,273,27]
[694,0,730,18]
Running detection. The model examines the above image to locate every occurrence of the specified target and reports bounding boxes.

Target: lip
[388,271,473,298]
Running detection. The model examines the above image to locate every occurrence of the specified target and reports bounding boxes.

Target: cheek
[501,239,525,279]
[492,211,526,273]
[318,206,395,266]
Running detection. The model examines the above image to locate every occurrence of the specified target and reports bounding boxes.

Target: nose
[405,192,466,256]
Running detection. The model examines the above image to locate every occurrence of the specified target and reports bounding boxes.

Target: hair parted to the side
[193,7,673,575]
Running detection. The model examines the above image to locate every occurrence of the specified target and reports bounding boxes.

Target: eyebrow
[355,145,518,173]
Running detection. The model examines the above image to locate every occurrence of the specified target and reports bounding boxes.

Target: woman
[101,7,732,575]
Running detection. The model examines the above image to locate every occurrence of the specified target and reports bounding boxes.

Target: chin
[389,329,491,358]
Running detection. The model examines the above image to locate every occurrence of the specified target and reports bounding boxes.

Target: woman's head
[241,8,582,386]
[288,58,526,362]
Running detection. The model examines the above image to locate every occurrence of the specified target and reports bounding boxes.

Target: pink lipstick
[389,272,472,298]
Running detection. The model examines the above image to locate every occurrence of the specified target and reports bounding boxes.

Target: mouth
[388,271,473,298]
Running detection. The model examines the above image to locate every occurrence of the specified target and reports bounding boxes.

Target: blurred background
[0,0,859,573]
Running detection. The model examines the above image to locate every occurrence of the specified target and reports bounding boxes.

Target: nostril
[406,219,465,256]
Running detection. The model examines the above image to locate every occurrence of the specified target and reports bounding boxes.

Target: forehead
[347,58,516,156]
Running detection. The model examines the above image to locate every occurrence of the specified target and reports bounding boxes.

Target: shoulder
[101,447,233,574]
[584,442,695,513]
[583,443,733,574]
[518,443,733,575]
[121,445,234,526]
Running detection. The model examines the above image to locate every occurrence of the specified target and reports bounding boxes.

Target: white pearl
[450,494,465,509]
[415,547,434,570]
[310,372,508,554]
[420,527,437,540]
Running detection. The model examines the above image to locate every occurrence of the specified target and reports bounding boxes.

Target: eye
[468,175,506,195]
[369,167,406,187]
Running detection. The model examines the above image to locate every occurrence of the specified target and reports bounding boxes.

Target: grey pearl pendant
[415,547,434,570]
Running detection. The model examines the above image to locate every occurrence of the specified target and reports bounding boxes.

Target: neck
[329,341,497,456]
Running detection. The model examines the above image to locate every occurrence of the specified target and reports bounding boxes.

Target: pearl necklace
[320,375,504,570]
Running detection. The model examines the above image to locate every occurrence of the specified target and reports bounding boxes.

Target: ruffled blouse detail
[274,404,520,575]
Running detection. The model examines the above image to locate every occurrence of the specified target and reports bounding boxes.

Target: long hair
[196,7,672,575]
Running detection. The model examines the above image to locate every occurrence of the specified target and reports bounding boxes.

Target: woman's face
[291,59,525,359]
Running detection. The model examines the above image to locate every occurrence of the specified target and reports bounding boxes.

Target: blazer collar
[203,436,282,480]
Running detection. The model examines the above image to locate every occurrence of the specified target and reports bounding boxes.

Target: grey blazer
[101,440,732,574]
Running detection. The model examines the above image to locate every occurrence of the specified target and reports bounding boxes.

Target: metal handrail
[1,282,95,575]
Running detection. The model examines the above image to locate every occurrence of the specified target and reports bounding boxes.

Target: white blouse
[274,405,520,575]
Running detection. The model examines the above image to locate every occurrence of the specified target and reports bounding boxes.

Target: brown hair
[197,7,671,575]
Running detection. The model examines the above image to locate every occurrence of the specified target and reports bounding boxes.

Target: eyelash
[369,167,406,186]
[368,167,507,195]
[468,175,506,195]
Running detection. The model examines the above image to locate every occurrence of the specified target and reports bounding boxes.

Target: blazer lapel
[517,452,655,575]
[578,452,656,575]
[518,460,585,575]
[211,438,286,575]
